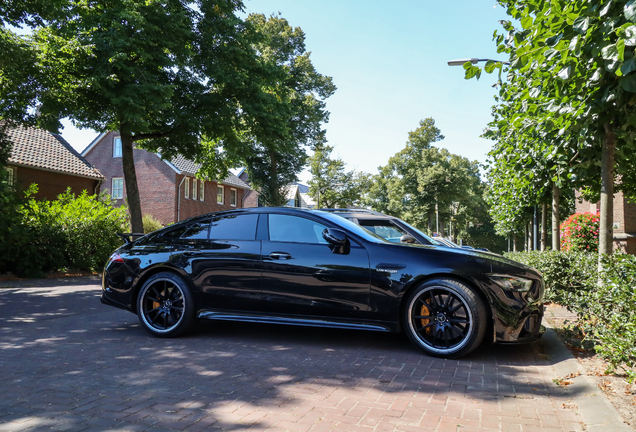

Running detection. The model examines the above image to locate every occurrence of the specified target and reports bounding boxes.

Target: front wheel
[137,272,196,337]
[403,278,487,358]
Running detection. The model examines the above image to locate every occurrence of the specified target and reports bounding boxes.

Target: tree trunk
[513,233,517,252]
[599,124,615,258]
[552,184,560,251]
[528,220,534,251]
[120,129,143,233]
[541,202,547,251]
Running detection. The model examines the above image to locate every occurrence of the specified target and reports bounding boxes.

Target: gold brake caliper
[420,299,433,334]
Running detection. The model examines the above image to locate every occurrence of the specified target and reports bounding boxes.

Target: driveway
[0,277,626,431]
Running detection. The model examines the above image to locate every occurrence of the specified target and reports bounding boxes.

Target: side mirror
[322,228,347,245]
[400,234,417,244]
[322,228,350,254]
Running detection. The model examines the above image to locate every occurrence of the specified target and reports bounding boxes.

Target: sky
[60,0,510,182]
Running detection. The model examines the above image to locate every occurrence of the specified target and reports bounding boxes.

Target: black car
[101,207,545,358]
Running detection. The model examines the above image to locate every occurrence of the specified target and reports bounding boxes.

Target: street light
[447,58,510,66]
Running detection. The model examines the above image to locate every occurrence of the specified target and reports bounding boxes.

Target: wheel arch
[131,265,192,314]
[397,273,493,339]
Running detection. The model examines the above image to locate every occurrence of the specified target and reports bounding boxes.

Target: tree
[308,141,371,208]
[368,119,487,240]
[240,14,336,206]
[466,0,636,263]
[32,1,306,231]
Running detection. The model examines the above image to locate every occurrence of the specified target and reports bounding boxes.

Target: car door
[260,213,371,319]
[186,213,263,312]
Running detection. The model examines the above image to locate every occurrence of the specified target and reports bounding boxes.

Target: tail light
[108,253,124,264]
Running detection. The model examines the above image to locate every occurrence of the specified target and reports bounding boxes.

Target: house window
[185,177,190,199]
[113,137,122,158]
[200,180,205,201]
[230,188,237,207]
[5,167,15,186]
[192,178,198,200]
[217,185,224,204]
[112,177,124,199]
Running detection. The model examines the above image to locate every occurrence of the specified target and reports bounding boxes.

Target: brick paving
[0,278,589,431]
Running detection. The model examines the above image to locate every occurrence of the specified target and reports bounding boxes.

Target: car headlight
[488,275,534,292]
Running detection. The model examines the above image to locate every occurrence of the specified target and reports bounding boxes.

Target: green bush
[507,250,636,380]
[142,214,164,233]
[560,212,599,252]
[505,250,597,307]
[1,186,128,277]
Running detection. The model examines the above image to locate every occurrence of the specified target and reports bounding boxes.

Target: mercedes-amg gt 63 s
[101,207,545,358]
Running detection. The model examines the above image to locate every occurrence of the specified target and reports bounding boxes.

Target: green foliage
[241,14,336,206]
[142,214,164,234]
[0,186,128,277]
[507,251,636,378]
[463,221,507,254]
[560,212,600,252]
[367,118,488,240]
[308,141,371,208]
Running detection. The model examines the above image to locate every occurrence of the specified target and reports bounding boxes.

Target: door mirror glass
[400,234,417,244]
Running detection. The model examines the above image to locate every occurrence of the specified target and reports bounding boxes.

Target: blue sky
[62,0,510,181]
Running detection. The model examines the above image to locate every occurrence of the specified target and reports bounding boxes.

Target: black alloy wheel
[404,278,487,358]
[137,272,195,337]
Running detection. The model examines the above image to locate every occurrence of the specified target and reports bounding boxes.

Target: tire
[137,272,196,337]
[403,278,487,358]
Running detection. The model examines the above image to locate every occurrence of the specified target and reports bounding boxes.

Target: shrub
[506,250,636,381]
[560,212,599,252]
[1,187,129,277]
[142,214,164,233]
[505,250,597,307]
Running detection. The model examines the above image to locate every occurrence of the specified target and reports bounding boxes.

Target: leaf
[617,39,626,61]
[573,16,590,34]
[624,25,636,45]
[621,57,636,75]
[546,33,564,47]
[620,74,636,92]
[521,16,533,29]
[626,0,636,22]
[558,65,572,80]
[602,43,620,61]
[465,65,482,80]
[600,1,612,17]
[484,60,497,73]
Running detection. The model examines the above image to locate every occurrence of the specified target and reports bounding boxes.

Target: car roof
[318,208,395,219]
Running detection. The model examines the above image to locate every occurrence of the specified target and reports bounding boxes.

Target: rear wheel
[404,278,487,358]
[137,272,196,337]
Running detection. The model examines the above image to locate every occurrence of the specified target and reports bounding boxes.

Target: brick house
[237,168,315,208]
[575,191,636,254]
[81,131,250,225]
[5,126,104,200]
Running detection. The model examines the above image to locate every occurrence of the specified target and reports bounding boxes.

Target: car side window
[208,214,258,240]
[269,214,329,244]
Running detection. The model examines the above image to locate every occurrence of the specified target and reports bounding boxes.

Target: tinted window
[269,214,329,244]
[208,214,258,240]
[315,211,387,243]
[359,220,413,244]
[161,219,210,240]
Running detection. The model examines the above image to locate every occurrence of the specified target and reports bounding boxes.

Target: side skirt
[197,310,394,333]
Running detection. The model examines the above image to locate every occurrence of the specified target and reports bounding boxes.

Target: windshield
[316,211,388,243]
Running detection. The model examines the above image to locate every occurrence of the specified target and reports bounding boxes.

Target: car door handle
[183,251,202,256]
[269,252,291,260]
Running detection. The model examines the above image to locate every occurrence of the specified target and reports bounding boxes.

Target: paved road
[0,276,620,432]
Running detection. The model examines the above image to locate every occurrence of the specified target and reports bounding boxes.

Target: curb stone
[541,327,632,432]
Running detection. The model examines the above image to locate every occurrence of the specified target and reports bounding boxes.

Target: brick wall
[573,189,636,253]
[9,164,101,201]
[83,132,247,225]
[176,176,245,221]
[238,170,259,207]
